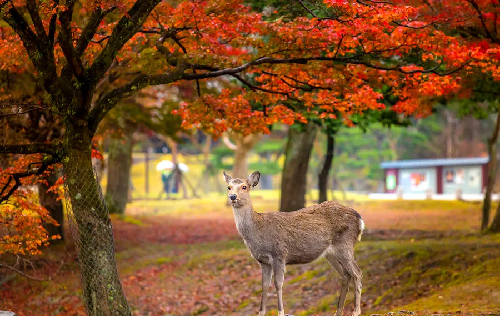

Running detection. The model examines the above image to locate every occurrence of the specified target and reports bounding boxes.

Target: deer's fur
[224,171,364,316]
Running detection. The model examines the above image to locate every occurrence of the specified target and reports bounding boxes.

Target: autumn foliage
[0,0,498,136]
[0,0,499,255]
[0,156,61,256]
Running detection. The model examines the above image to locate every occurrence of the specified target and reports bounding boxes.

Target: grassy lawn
[0,199,499,316]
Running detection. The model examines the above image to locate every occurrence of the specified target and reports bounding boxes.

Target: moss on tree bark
[64,120,131,316]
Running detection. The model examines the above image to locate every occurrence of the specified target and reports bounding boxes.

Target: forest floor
[0,199,499,316]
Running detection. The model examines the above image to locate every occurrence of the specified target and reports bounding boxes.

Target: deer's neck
[231,204,256,238]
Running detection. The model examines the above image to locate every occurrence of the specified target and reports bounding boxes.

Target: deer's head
[223,171,260,208]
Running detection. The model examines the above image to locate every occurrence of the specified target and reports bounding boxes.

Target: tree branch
[466,0,497,43]
[296,0,345,21]
[0,262,47,281]
[87,0,162,87]
[179,56,462,81]
[48,1,59,47]
[1,2,44,71]
[0,155,60,204]
[88,70,184,133]
[0,143,61,156]
[58,1,84,79]
[2,1,61,105]
[489,108,500,145]
[0,256,66,282]
[76,6,118,56]
[26,0,47,39]
[222,134,237,151]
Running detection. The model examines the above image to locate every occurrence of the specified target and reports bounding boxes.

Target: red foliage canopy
[0,0,499,255]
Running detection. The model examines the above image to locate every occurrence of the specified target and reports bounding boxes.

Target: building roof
[381,157,489,169]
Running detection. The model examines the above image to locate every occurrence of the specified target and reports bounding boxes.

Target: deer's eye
[242,186,247,190]
[227,186,231,190]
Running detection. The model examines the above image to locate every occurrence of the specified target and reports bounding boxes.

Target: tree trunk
[105,130,133,215]
[64,120,131,316]
[227,133,261,179]
[481,112,500,231]
[318,134,335,204]
[280,122,317,212]
[489,202,500,233]
[232,145,250,179]
[38,167,64,242]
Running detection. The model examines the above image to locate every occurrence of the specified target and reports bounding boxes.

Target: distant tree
[254,138,286,189]
[489,203,500,233]
[100,98,154,214]
[223,132,262,179]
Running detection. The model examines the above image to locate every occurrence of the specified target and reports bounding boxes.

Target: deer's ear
[223,172,232,184]
[247,171,260,188]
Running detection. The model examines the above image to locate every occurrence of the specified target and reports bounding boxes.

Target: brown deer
[223,171,364,316]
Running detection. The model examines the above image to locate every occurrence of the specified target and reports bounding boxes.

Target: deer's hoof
[351,311,361,316]
[258,311,266,316]
[278,311,285,316]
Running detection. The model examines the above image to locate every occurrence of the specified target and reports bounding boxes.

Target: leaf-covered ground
[0,200,499,316]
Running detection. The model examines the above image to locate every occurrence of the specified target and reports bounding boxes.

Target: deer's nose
[229,194,237,201]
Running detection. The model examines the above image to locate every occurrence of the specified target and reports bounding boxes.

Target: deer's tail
[354,211,364,242]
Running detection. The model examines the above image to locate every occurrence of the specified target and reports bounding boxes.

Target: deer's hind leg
[325,252,350,316]
[328,247,362,316]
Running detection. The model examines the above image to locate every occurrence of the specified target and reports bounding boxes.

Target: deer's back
[251,201,361,265]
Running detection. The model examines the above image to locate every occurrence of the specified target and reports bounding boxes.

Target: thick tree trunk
[481,113,500,231]
[38,167,64,242]
[489,202,500,233]
[232,145,250,179]
[318,134,335,204]
[105,130,133,215]
[280,122,317,212]
[64,120,131,316]
[226,133,261,179]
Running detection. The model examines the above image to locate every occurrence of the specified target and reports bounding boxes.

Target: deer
[223,171,364,316]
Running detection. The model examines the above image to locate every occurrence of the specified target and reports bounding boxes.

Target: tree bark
[226,133,261,178]
[105,130,134,215]
[232,144,250,179]
[489,202,500,233]
[481,112,500,231]
[64,120,131,316]
[280,122,317,212]
[318,134,335,204]
[38,167,64,242]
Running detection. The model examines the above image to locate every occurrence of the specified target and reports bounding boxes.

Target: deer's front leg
[259,263,273,316]
[273,261,286,316]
